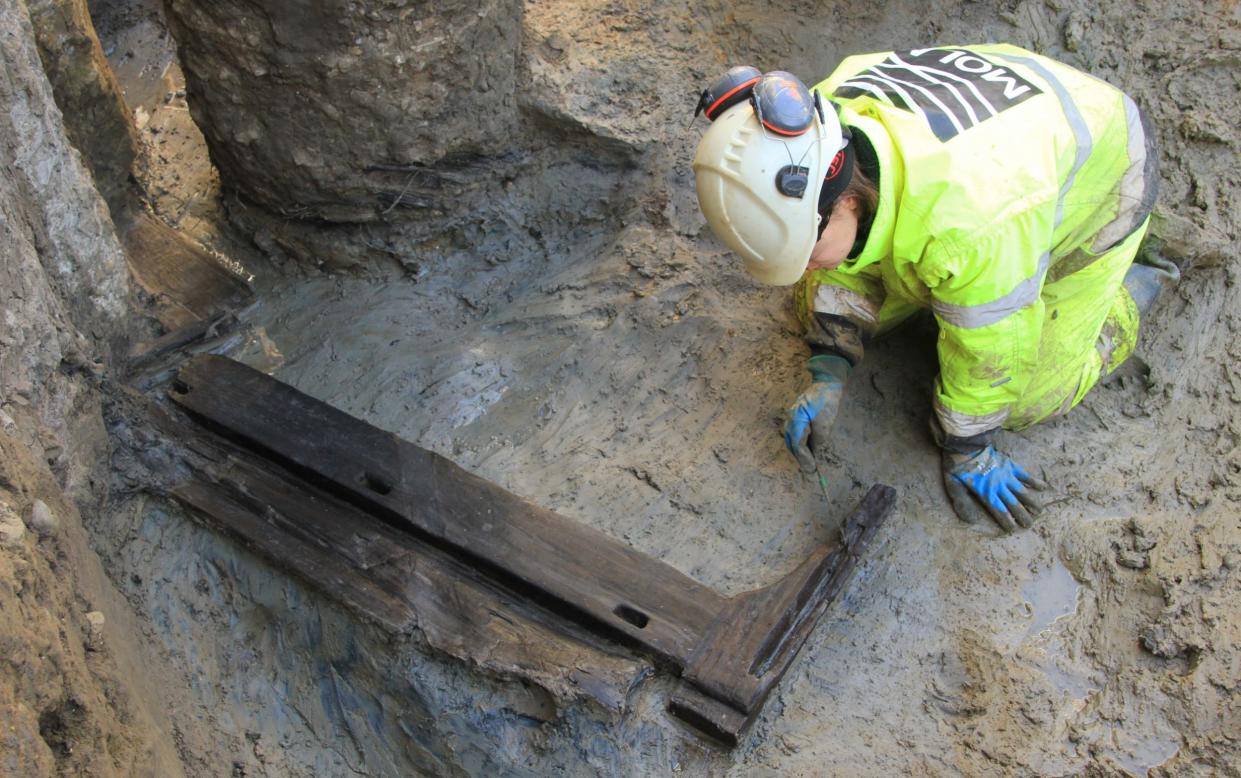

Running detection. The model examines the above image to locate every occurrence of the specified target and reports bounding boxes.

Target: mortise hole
[614,604,649,629]
[171,379,190,395]
[359,472,393,495]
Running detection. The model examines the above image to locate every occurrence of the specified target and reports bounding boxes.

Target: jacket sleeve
[795,266,886,367]
[916,209,1052,441]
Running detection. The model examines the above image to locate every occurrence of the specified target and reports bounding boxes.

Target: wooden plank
[171,354,721,663]
[121,210,252,328]
[125,313,255,391]
[166,431,648,713]
[374,549,648,713]
[681,485,895,717]
[175,480,413,632]
[127,313,233,366]
[212,453,412,571]
[667,686,748,748]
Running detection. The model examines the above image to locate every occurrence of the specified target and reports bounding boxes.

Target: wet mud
[51,0,1241,774]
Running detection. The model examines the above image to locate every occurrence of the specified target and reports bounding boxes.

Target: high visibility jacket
[802,44,1157,439]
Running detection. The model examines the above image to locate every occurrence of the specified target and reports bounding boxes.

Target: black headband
[818,140,856,217]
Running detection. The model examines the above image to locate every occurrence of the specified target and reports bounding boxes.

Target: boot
[1124,248,1180,315]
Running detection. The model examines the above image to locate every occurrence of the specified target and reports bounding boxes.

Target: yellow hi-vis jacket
[800,44,1157,439]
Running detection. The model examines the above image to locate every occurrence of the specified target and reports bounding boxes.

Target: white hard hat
[693,75,843,286]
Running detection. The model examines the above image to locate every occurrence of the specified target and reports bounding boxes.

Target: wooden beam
[172,355,718,659]
[121,211,252,329]
[169,355,895,743]
[160,412,647,713]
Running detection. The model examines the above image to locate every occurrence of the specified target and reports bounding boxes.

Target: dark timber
[169,354,895,744]
[121,211,252,329]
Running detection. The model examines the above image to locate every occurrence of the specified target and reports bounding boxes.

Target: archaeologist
[693,45,1175,532]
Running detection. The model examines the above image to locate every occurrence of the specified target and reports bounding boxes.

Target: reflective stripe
[812,283,881,333]
[932,53,1093,330]
[934,392,1010,437]
[1055,374,1084,418]
[1095,326,1117,372]
[1092,93,1155,252]
[933,252,1050,328]
[994,52,1093,231]
[1122,93,1149,203]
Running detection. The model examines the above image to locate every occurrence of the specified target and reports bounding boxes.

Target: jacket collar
[834,108,901,274]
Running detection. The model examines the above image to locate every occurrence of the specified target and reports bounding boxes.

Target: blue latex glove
[943,445,1047,532]
[783,355,851,473]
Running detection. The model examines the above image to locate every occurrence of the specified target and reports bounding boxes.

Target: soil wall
[0,2,184,774]
[26,0,141,218]
[163,0,524,222]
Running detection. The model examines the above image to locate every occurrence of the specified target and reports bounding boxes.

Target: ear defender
[695,68,846,207]
[695,67,821,136]
[750,72,816,136]
[695,65,762,121]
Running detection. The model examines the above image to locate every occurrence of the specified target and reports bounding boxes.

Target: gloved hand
[783,355,851,473]
[942,445,1047,532]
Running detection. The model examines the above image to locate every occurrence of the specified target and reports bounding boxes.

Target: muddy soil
[31,0,1241,775]
[89,0,254,272]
